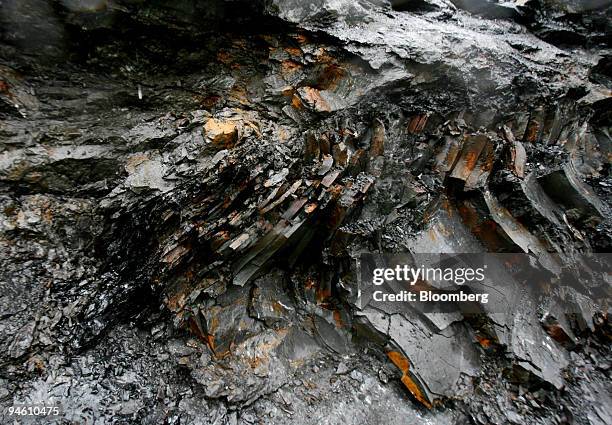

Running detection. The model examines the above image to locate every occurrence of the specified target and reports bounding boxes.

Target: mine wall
[0,1,611,424]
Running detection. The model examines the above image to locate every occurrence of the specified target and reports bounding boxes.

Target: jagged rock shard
[510,293,569,390]
[357,307,480,407]
[538,163,607,220]
[250,272,295,327]
[199,285,264,356]
[449,134,491,188]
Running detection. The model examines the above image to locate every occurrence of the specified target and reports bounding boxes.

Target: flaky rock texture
[1,1,611,424]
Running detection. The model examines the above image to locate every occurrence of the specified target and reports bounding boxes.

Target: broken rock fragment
[297,86,347,112]
[204,118,239,149]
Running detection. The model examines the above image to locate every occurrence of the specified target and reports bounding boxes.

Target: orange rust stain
[313,47,334,63]
[463,150,480,171]
[165,290,186,312]
[338,127,354,138]
[349,148,366,168]
[315,64,346,91]
[457,203,503,249]
[28,356,46,373]
[291,94,304,109]
[544,325,569,343]
[0,80,9,93]
[42,206,53,223]
[301,87,331,112]
[222,195,233,209]
[408,116,419,134]
[284,46,302,57]
[480,151,495,172]
[387,351,432,408]
[408,278,432,294]
[247,356,265,369]
[206,334,216,353]
[401,374,433,409]
[333,310,344,328]
[477,221,501,248]
[370,121,385,157]
[281,60,303,77]
[216,50,232,65]
[457,204,478,229]
[525,120,540,142]
[457,203,480,227]
[200,94,221,109]
[326,203,347,230]
[387,351,410,373]
[416,115,428,133]
[316,286,332,303]
[408,115,428,134]
[3,203,16,217]
[468,219,496,244]
[184,268,195,281]
[229,84,249,105]
[327,184,344,198]
[293,33,309,44]
[272,301,284,313]
[476,335,493,349]
[208,315,219,334]
[304,203,317,214]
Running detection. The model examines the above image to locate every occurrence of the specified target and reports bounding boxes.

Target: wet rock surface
[1,0,611,424]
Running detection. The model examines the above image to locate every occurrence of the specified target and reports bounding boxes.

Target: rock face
[0,0,611,424]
